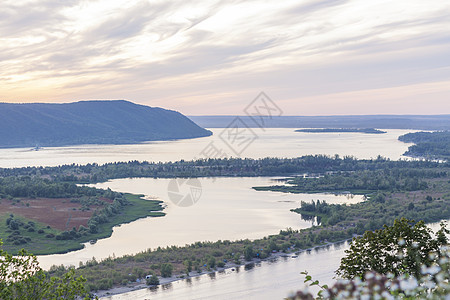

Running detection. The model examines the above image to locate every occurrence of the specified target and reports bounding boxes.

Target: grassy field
[0,193,164,255]
[0,214,84,254]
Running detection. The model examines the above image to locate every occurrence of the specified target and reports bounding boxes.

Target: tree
[160,263,173,278]
[207,256,216,269]
[146,274,159,286]
[244,245,254,261]
[0,240,91,299]
[184,259,192,275]
[336,218,449,279]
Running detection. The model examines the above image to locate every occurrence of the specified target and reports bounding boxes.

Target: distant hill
[0,100,212,148]
[190,115,450,130]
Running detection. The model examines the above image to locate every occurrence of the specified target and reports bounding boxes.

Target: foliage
[336,218,449,279]
[255,168,446,194]
[399,131,450,160]
[1,194,164,255]
[0,240,91,299]
[0,155,447,184]
[146,274,159,286]
[244,245,254,261]
[290,246,450,299]
[0,176,119,199]
[160,263,173,277]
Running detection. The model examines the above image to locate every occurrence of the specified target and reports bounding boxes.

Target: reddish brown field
[0,198,105,231]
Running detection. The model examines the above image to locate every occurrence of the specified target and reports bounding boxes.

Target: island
[295,128,386,134]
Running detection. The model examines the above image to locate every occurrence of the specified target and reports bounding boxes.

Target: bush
[208,257,216,269]
[160,263,173,277]
[244,246,254,261]
[337,218,449,279]
[146,275,159,286]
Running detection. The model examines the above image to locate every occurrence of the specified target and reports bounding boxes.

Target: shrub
[146,275,159,286]
[160,263,173,277]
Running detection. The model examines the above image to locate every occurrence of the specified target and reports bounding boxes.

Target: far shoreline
[295,128,386,134]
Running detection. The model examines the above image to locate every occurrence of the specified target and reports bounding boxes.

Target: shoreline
[94,219,449,298]
[95,240,348,299]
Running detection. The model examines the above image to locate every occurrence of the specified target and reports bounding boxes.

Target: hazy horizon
[2,100,450,116]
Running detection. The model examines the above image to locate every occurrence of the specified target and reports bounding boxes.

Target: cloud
[0,0,449,115]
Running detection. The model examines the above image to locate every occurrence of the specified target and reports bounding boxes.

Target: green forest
[399,130,450,160]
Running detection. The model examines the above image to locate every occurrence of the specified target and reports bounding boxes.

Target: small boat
[89,239,97,245]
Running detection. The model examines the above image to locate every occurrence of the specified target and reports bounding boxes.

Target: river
[3,128,419,299]
[37,177,364,269]
[0,128,414,168]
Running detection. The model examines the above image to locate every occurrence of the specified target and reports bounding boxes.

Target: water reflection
[185,278,192,286]
[161,282,173,291]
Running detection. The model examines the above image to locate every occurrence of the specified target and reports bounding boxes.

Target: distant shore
[295,128,386,134]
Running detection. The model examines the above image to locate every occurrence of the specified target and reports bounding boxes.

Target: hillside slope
[0,100,212,148]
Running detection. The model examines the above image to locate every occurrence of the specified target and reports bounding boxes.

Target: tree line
[0,155,447,184]
[399,130,450,160]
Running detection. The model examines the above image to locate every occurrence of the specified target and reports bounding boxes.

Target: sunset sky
[1,0,449,115]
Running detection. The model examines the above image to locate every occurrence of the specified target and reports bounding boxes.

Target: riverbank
[93,218,450,299]
[95,241,343,299]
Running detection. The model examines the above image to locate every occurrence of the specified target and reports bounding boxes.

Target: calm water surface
[0,128,414,168]
[38,177,363,269]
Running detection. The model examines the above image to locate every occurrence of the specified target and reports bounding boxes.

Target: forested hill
[0,100,212,148]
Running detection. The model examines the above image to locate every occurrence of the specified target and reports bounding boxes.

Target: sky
[1,0,449,115]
